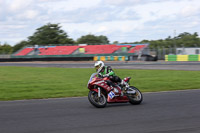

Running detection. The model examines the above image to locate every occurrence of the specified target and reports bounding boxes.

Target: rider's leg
[120,80,129,88]
[106,80,116,88]
[111,76,129,89]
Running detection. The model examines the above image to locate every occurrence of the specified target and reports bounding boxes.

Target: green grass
[0,66,200,101]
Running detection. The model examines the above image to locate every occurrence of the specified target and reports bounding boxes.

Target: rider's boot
[120,80,129,91]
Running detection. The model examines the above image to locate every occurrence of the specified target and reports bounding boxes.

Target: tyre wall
[165,55,200,61]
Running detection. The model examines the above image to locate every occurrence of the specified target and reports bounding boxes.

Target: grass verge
[0,66,200,101]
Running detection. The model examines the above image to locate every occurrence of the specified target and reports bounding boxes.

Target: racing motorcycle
[87,73,143,108]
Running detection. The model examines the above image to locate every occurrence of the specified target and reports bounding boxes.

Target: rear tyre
[88,90,107,108]
[127,86,143,105]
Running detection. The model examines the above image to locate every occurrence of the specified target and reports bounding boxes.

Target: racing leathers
[98,66,129,89]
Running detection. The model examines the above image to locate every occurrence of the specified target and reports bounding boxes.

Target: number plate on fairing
[108,91,115,99]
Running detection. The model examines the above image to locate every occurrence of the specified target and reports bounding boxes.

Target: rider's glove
[103,74,109,77]
[98,73,103,78]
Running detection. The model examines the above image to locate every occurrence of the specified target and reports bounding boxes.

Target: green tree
[13,40,29,53]
[113,41,119,44]
[28,23,74,45]
[76,34,109,45]
[98,35,110,44]
[145,32,200,48]
[0,43,13,54]
[176,32,200,47]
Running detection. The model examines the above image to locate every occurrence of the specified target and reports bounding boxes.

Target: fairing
[87,73,131,103]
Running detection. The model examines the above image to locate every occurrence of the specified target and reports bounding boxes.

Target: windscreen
[87,73,97,85]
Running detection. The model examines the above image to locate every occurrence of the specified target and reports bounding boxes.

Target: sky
[0,0,200,46]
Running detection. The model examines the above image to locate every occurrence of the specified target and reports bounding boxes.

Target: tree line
[0,23,200,54]
[130,32,200,49]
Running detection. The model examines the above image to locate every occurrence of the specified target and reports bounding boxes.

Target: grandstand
[9,44,156,61]
[14,44,147,56]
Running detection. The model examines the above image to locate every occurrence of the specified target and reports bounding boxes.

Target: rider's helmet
[94,61,105,73]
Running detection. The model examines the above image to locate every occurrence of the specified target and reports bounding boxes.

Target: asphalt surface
[0,61,200,133]
[0,89,200,133]
[0,61,200,70]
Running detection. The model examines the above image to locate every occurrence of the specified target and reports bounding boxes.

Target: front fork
[98,87,101,97]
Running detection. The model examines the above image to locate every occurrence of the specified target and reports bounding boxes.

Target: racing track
[0,61,200,133]
[0,61,200,70]
[0,89,200,133]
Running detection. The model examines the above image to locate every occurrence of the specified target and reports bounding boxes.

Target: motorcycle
[87,73,143,108]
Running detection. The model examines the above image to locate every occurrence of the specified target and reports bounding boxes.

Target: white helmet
[94,61,105,73]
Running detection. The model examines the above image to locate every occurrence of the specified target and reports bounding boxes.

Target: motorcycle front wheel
[127,86,143,105]
[88,90,107,108]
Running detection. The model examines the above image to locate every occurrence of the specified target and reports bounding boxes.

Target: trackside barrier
[100,56,106,61]
[165,55,200,61]
[199,55,200,61]
[94,56,128,61]
[177,55,188,61]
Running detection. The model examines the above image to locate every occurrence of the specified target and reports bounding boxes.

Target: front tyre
[127,86,143,105]
[88,90,107,108]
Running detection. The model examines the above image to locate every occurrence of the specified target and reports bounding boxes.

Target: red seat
[82,45,131,54]
[128,45,147,53]
[15,48,34,56]
[39,46,79,55]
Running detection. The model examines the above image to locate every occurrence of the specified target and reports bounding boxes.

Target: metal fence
[0,55,11,58]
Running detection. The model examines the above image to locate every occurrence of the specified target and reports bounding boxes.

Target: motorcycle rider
[94,61,129,90]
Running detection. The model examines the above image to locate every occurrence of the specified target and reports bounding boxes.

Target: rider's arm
[97,73,103,78]
[102,66,115,77]
[107,66,114,76]
[97,66,115,78]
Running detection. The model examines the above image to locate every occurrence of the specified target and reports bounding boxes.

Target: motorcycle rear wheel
[127,86,143,105]
[88,90,107,108]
